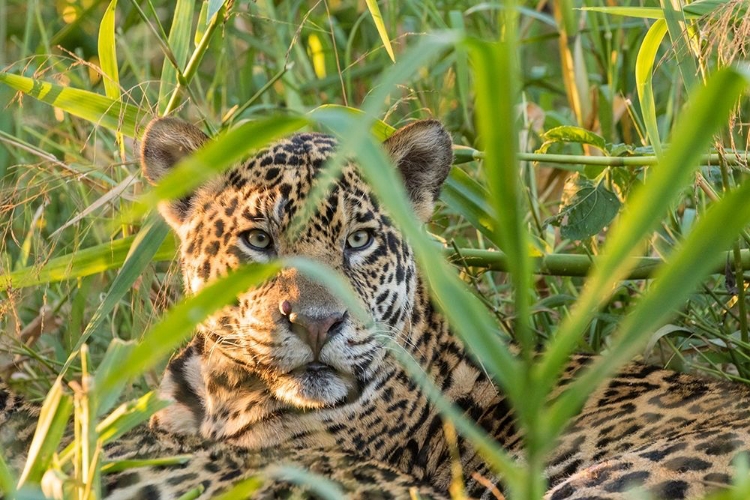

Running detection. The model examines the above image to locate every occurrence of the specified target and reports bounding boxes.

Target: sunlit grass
[1,0,750,498]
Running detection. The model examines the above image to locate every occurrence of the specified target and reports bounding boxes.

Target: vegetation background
[1,0,750,498]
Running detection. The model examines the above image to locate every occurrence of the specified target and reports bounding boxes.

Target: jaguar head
[141,117,453,410]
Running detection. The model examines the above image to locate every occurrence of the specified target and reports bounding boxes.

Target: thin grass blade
[364,0,395,62]
[158,0,193,114]
[635,19,667,158]
[659,0,700,92]
[92,339,136,416]
[98,0,120,101]
[18,381,73,486]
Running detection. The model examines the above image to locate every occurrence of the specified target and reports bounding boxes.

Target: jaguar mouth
[273,362,359,409]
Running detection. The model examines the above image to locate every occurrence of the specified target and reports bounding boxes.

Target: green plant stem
[164,5,226,115]
[455,148,749,168]
[718,149,749,345]
[733,244,748,343]
[448,247,750,279]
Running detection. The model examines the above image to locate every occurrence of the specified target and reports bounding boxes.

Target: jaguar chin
[273,362,358,408]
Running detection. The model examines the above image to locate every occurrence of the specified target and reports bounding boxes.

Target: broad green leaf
[99,262,281,393]
[0,73,143,138]
[636,19,668,158]
[158,0,193,114]
[549,180,621,241]
[441,168,495,241]
[364,0,395,62]
[536,66,750,419]
[540,126,608,153]
[547,172,750,440]
[0,234,177,291]
[18,381,73,486]
[98,0,120,101]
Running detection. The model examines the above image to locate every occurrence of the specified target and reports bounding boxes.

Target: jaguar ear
[383,120,453,222]
[140,117,209,230]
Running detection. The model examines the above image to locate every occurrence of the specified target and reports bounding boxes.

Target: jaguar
[3,116,750,499]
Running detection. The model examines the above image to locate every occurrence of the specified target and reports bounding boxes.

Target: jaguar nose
[280,300,345,358]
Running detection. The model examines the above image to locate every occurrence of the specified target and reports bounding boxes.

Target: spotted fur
[3,117,750,499]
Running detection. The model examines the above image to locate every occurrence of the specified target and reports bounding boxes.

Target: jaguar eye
[240,229,273,250]
[346,229,373,250]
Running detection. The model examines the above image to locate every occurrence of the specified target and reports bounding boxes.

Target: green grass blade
[364,0,395,62]
[98,0,120,101]
[0,452,15,498]
[465,35,532,353]
[284,257,370,324]
[310,104,395,140]
[212,476,264,500]
[0,235,177,291]
[635,19,667,158]
[546,173,750,442]
[101,456,192,474]
[95,392,169,443]
[60,215,172,376]
[18,380,73,486]
[580,2,724,19]
[207,0,228,26]
[98,262,281,393]
[158,0,193,114]
[536,66,750,403]
[448,11,471,127]
[92,339,137,416]
[0,72,144,138]
[660,0,700,92]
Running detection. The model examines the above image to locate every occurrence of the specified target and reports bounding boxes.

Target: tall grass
[1,0,750,498]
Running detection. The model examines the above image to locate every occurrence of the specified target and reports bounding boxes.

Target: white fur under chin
[273,369,355,409]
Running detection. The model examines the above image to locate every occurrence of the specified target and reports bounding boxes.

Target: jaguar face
[141,117,453,409]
